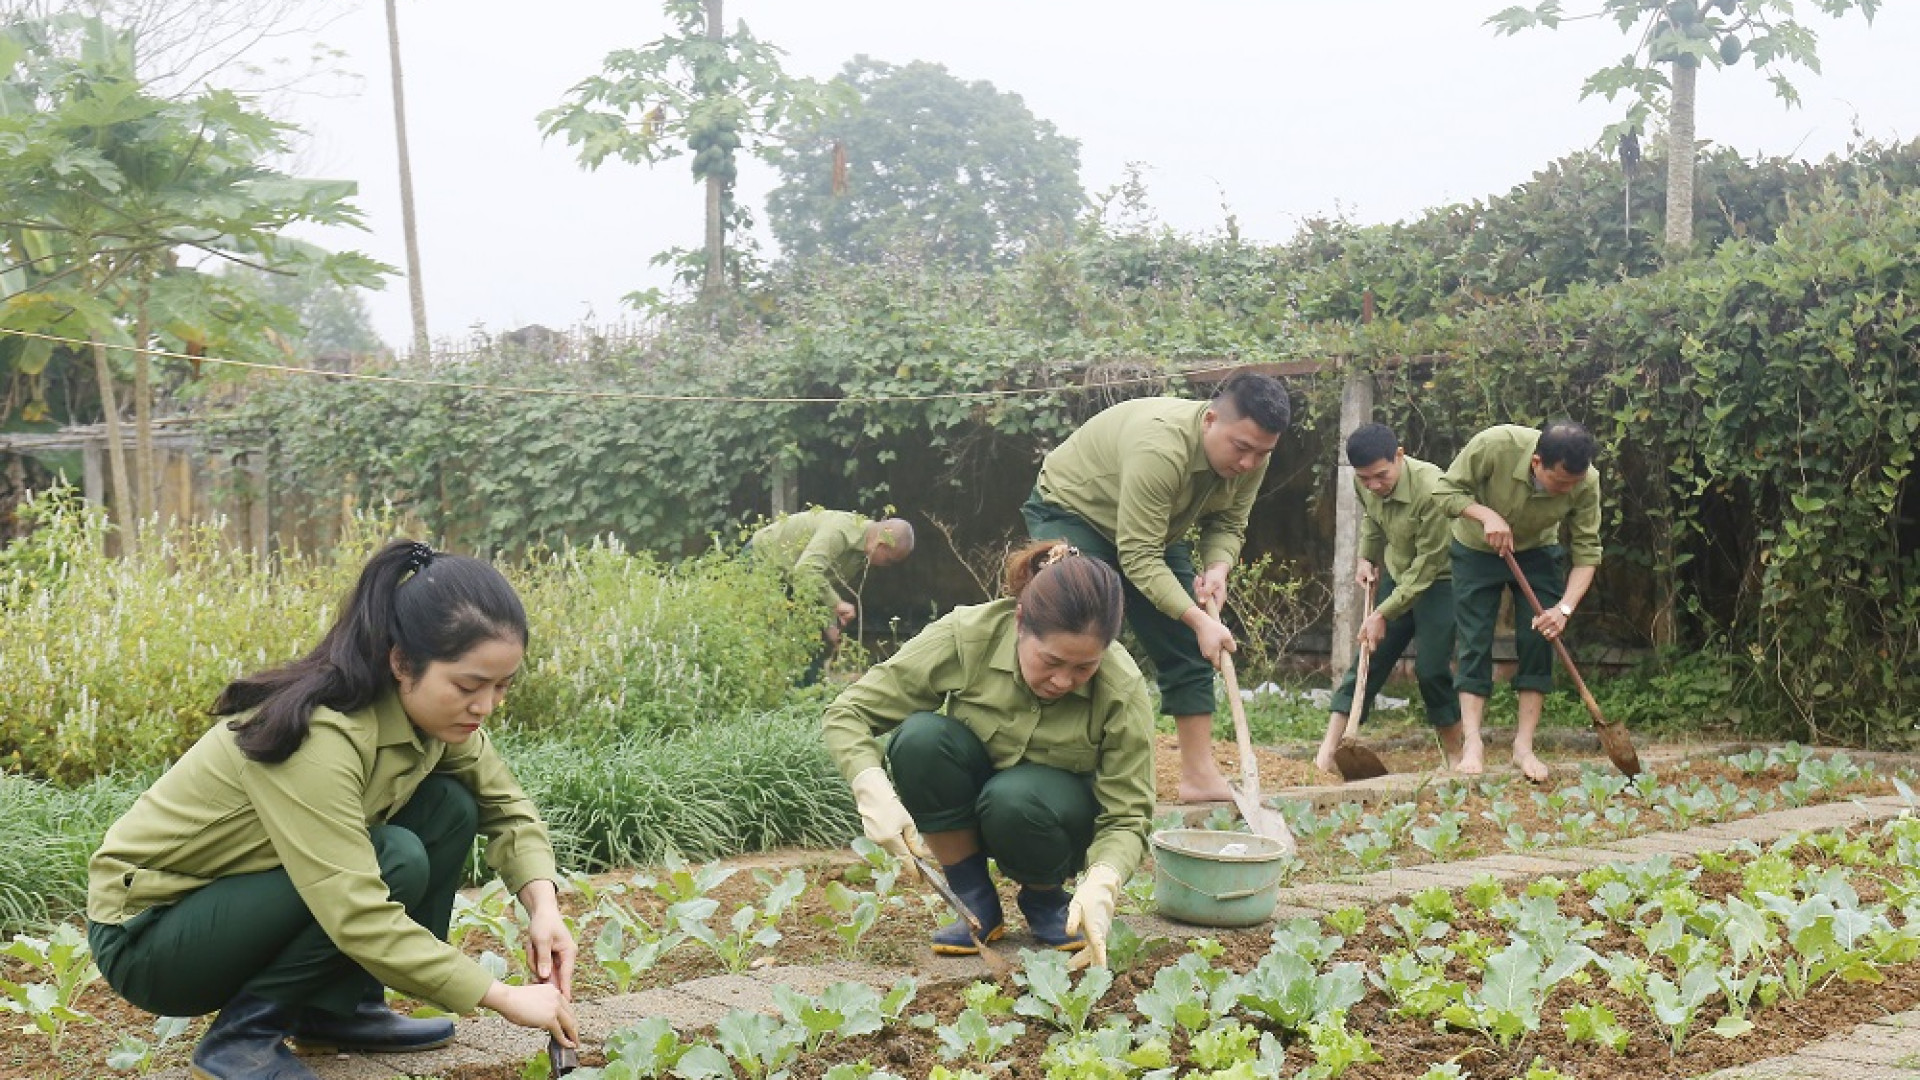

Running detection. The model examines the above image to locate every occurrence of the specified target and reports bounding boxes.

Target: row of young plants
[8,787,1916,1077]
[532,812,1920,1080]
[1190,746,1904,884]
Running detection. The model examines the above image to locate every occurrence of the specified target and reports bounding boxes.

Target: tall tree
[765,58,1084,270]
[1489,0,1880,255]
[383,0,429,358]
[0,15,389,544]
[539,0,839,299]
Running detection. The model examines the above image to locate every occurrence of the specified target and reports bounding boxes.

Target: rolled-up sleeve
[238,728,496,1013]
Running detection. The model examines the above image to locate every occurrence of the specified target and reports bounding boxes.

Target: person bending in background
[1022,372,1291,804]
[749,508,915,682]
[1435,420,1603,782]
[822,542,1154,967]
[87,541,576,1080]
[1315,422,1461,775]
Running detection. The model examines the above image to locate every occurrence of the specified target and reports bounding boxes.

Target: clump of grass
[498,705,859,872]
[0,772,145,932]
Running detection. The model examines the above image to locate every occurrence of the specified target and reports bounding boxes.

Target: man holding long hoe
[1314,423,1461,778]
[1433,420,1604,782]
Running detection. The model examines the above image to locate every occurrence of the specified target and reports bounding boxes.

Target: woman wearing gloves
[822,541,1156,966]
[87,541,576,1080]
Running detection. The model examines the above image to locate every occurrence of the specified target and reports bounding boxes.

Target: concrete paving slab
[1271,882,1401,911]
[1608,832,1712,856]
[449,1011,548,1062]
[293,1053,410,1078]
[1359,865,1489,894]
[1533,845,1632,867]
[1464,853,1593,876]
[1797,1032,1920,1067]
[578,987,730,1034]
[368,1035,504,1078]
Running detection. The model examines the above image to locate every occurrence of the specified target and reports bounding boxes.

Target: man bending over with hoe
[1022,372,1291,804]
[1435,420,1603,782]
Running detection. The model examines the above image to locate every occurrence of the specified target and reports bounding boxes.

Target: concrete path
[148,790,1920,1080]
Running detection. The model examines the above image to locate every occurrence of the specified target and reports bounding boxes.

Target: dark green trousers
[1329,574,1459,727]
[1451,541,1566,698]
[89,775,478,1018]
[886,711,1097,886]
[1022,489,1214,716]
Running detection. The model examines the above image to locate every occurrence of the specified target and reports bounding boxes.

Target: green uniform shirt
[750,509,872,611]
[1434,425,1604,567]
[821,599,1156,880]
[1355,455,1454,622]
[88,693,558,1014]
[1034,398,1265,620]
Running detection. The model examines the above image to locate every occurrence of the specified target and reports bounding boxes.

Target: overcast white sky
[263,0,1917,348]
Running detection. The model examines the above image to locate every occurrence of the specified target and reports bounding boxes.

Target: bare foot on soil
[1453,736,1486,776]
[1179,765,1236,804]
[1513,748,1552,784]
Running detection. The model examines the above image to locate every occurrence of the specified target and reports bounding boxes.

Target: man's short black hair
[1211,373,1291,435]
[1537,419,1598,473]
[1346,423,1400,468]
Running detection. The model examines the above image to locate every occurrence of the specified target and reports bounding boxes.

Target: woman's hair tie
[403,541,436,575]
[1040,542,1079,569]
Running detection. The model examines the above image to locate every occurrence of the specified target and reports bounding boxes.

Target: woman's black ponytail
[216,540,528,763]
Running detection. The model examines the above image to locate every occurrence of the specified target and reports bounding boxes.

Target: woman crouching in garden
[86,540,577,1080]
[823,540,1155,967]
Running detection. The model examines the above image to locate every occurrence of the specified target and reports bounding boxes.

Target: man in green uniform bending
[1022,373,1290,804]
[1435,421,1602,782]
[750,509,914,682]
[1314,423,1460,775]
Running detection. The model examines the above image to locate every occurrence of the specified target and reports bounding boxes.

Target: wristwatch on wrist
[1555,602,1574,618]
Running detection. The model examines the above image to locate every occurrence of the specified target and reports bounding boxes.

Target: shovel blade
[1597,720,1641,777]
[1333,740,1390,781]
[1230,785,1297,856]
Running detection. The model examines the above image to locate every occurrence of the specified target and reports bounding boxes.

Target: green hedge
[0,495,819,782]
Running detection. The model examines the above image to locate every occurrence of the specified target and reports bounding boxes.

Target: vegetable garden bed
[4,744,1915,1079]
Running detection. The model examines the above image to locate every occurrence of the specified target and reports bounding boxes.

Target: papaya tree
[1488,0,1880,255]
[0,14,388,544]
[538,0,844,299]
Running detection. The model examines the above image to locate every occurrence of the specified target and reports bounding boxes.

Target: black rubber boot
[189,993,321,1080]
[930,852,1005,955]
[291,998,456,1054]
[1018,884,1086,951]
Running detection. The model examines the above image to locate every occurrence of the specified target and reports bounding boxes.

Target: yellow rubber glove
[1065,863,1124,968]
[848,767,929,880]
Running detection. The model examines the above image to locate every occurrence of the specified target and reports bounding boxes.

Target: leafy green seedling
[1462,875,1505,913]
[1341,829,1394,872]
[107,1015,192,1074]
[1324,906,1368,937]
[1304,1009,1381,1075]
[932,1007,1024,1064]
[712,1009,803,1079]
[772,981,886,1053]
[1236,951,1366,1035]
[685,903,782,974]
[1189,1020,1259,1070]
[820,881,882,960]
[1013,947,1113,1035]
[1411,811,1469,860]
[595,1015,729,1079]
[1562,1001,1629,1052]
[960,980,1015,1019]
[0,924,99,1048]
